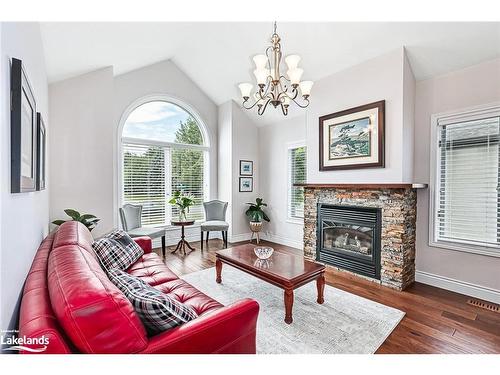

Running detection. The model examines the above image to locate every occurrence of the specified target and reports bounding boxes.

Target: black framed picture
[319,100,385,170]
[239,160,253,176]
[36,113,46,191]
[11,58,37,193]
[239,177,253,192]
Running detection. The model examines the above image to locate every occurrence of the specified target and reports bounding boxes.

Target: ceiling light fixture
[238,22,313,116]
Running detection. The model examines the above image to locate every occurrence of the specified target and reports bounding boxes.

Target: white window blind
[288,146,307,220]
[436,115,500,252]
[122,143,205,226]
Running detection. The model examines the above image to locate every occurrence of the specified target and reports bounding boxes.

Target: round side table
[171,220,196,255]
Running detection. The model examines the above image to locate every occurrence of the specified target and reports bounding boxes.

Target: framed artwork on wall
[239,177,253,192]
[319,100,385,170]
[36,113,46,191]
[240,160,253,176]
[10,57,38,193]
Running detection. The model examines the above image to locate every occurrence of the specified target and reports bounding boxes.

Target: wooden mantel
[294,183,427,189]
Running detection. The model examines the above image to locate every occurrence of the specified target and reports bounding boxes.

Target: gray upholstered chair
[119,204,166,257]
[201,200,229,250]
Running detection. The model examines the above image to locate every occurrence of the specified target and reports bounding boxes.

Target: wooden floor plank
[154,239,500,354]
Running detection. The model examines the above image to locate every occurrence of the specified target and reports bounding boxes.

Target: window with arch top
[121,100,209,226]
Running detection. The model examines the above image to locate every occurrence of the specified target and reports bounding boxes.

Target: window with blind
[288,145,307,220]
[121,100,208,226]
[432,105,500,257]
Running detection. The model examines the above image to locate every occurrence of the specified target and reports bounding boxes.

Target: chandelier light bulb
[287,68,304,86]
[238,83,253,99]
[299,80,314,97]
[253,54,268,69]
[253,68,269,86]
[285,55,301,70]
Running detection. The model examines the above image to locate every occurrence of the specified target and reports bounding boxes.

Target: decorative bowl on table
[254,246,274,260]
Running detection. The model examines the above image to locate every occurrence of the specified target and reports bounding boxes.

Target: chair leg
[224,231,228,248]
[206,231,209,245]
[201,231,204,251]
[161,236,166,258]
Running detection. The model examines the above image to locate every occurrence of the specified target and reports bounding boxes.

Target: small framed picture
[36,113,46,191]
[239,177,253,192]
[239,160,253,176]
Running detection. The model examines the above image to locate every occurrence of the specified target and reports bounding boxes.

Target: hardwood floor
[154,239,500,354]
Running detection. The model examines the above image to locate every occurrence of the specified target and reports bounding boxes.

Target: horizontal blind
[171,148,205,221]
[122,144,166,226]
[288,146,307,219]
[123,143,205,226]
[437,116,500,250]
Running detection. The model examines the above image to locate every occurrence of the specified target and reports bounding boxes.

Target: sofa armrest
[140,298,259,354]
[133,237,152,254]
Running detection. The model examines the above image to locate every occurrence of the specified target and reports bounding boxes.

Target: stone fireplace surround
[299,184,421,290]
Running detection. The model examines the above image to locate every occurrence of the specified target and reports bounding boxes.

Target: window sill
[286,218,304,225]
[429,239,500,258]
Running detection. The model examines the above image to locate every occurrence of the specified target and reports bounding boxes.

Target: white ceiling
[40,22,500,124]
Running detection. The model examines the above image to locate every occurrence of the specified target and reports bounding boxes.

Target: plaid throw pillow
[108,269,198,335]
[92,229,144,271]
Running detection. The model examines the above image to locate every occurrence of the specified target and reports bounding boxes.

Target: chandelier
[238,22,313,116]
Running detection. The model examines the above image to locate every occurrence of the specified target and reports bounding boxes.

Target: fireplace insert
[316,204,381,279]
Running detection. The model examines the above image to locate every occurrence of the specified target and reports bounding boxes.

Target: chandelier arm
[258,98,272,115]
[242,98,264,110]
[290,96,310,108]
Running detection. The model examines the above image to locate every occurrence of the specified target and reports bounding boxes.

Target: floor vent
[467,298,500,313]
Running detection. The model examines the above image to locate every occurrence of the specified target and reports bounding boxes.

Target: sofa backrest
[47,221,148,353]
[18,232,73,354]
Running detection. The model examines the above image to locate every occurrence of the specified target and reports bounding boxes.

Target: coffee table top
[216,244,325,288]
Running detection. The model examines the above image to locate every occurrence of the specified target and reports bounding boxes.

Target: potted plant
[168,190,195,222]
[245,198,270,243]
[52,209,100,232]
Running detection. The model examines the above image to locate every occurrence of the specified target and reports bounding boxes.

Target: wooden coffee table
[215,244,326,324]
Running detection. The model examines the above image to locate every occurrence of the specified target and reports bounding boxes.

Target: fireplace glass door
[317,204,381,279]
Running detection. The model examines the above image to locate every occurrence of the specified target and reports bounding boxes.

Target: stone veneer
[304,187,417,290]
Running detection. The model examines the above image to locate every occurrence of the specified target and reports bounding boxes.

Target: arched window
[120,100,209,226]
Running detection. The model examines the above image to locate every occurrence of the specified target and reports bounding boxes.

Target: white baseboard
[261,232,303,250]
[415,270,500,304]
[229,233,253,243]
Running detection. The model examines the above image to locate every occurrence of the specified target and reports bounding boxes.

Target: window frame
[287,141,307,224]
[429,102,500,258]
[116,95,211,229]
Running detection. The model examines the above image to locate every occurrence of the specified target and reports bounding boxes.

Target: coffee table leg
[316,273,325,304]
[284,289,294,324]
[215,258,222,283]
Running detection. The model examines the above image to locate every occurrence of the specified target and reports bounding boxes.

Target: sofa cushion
[48,223,148,353]
[127,253,223,316]
[108,269,198,336]
[92,229,143,271]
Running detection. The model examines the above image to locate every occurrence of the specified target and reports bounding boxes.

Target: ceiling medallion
[238,22,313,116]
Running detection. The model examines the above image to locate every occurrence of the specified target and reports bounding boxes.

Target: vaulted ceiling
[40,22,500,121]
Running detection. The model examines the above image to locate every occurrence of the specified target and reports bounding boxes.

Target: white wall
[305,48,412,184]
[49,59,218,241]
[217,101,260,241]
[0,22,49,331]
[49,67,114,237]
[414,58,500,297]
[258,115,307,249]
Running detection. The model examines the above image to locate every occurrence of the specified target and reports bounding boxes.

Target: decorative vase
[249,221,262,244]
[179,209,187,222]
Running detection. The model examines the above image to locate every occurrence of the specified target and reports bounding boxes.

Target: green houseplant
[52,209,100,232]
[168,190,195,221]
[245,198,270,244]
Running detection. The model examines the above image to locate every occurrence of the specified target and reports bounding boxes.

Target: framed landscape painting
[319,100,385,170]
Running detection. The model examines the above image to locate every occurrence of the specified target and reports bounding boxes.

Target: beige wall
[414,58,500,294]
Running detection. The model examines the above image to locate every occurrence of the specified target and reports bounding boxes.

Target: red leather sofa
[18,221,259,354]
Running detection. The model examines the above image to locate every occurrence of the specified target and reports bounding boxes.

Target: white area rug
[182,267,405,354]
